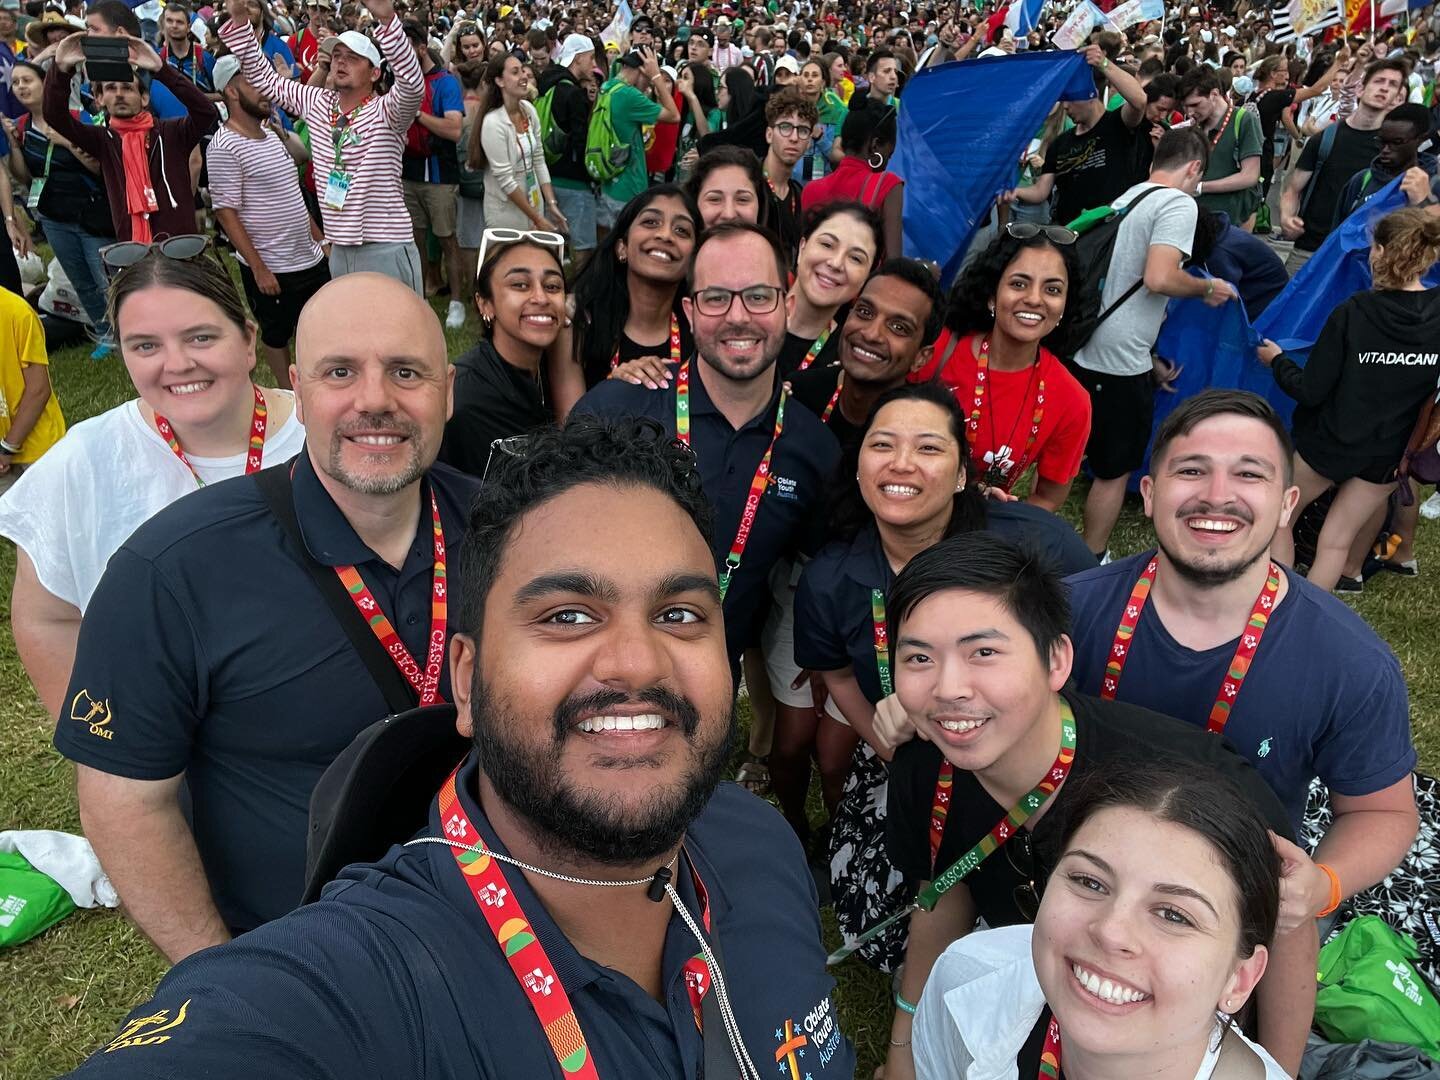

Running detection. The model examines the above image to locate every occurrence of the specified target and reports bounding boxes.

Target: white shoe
[1421,492,1440,521]
[445,301,465,330]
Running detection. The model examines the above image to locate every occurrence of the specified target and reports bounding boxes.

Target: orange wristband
[1316,862,1342,917]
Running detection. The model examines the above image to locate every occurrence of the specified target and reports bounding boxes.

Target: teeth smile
[646,249,675,261]
[1189,519,1239,533]
[852,345,885,363]
[938,717,987,732]
[351,435,404,446]
[881,483,920,496]
[1014,312,1044,324]
[576,714,667,733]
[1073,964,1150,1005]
[522,315,556,325]
[167,381,212,395]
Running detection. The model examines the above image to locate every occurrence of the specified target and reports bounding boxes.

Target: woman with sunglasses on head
[565,184,700,396]
[913,225,1095,511]
[912,759,1289,1080]
[468,53,567,234]
[2,60,114,358]
[439,231,566,477]
[801,102,904,258]
[792,382,1094,973]
[0,245,304,720]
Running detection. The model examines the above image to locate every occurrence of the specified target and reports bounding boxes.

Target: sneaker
[1381,558,1419,576]
[1422,493,1440,520]
[1333,575,1364,594]
[445,301,465,330]
[89,342,114,362]
[1098,549,1113,566]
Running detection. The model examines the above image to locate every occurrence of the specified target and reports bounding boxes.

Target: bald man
[58,272,477,962]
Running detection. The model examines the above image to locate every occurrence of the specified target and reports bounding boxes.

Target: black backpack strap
[1092,184,1168,330]
[256,465,418,716]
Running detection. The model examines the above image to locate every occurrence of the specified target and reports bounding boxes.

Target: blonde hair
[1371,207,1440,290]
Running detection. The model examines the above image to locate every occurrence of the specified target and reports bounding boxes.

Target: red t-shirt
[645,90,682,176]
[914,329,1091,488]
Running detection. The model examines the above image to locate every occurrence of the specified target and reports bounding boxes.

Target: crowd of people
[1,0,1439,1075]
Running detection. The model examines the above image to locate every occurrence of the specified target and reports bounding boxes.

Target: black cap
[619,49,644,67]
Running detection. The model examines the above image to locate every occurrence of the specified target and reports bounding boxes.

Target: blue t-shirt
[402,69,464,185]
[64,757,856,1080]
[261,32,297,77]
[1065,551,1415,828]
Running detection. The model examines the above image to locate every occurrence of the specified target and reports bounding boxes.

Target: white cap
[212,53,242,91]
[555,31,594,67]
[774,54,799,73]
[334,29,381,66]
[659,63,678,81]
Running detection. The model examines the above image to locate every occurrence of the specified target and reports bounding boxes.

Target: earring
[868,151,885,169]
[987,304,995,316]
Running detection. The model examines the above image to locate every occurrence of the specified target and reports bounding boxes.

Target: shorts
[456,194,485,250]
[598,192,626,230]
[1069,364,1154,480]
[760,560,846,723]
[329,241,423,296]
[1296,442,1400,486]
[402,180,459,238]
[238,259,331,348]
[552,184,597,252]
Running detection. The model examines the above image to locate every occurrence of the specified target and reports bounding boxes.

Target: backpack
[585,82,631,183]
[533,83,569,166]
[1066,183,1167,330]
[404,70,449,159]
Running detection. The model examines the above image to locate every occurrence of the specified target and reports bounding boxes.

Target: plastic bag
[0,850,76,948]
[1316,915,1440,1060]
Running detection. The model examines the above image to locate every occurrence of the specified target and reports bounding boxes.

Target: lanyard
[1208,104,1235,150]
[828,699,1077,962]
[871,587,892,696]
[1038,1015,1061,1079]
[329,93,372,171]
[1099,557,1281,735]
[432,767,713,1078]
[611,313,681,371]
[796,320,835,373]
[334,486,448,706]
[821,373,843,425]
[968,337,1046,492]
[155,383,267,486]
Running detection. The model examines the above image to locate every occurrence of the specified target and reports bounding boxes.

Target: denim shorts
[552,185,598,252]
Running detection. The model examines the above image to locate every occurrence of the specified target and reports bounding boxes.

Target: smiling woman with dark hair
[914,227,1096,509]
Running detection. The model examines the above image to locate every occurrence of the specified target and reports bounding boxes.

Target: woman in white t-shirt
[0,247,305,717]
[912,759,1291,1080]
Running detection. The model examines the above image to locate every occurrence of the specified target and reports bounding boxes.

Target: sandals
[736,755,771,796]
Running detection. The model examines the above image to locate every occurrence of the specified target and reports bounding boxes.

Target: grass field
[4,305,1440,1079]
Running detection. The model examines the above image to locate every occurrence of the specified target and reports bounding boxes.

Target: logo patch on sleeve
[103,1000,191,1053]
[69,689,114,740]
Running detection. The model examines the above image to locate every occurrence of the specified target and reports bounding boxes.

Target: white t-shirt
[1073,181,1197,378]
[0,392,305,611]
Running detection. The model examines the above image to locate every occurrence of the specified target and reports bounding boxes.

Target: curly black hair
[458,417,714,635]
[942,231,1096,360]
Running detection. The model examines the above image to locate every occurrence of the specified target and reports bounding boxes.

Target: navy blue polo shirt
[795,511,1097,704]
[55,452,480,931]
[573,364,840,662]
[1065,551,1416,830]
[64,755,856,1080]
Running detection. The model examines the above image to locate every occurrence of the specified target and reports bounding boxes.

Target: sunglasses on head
[1004,222,1077,245]
[476,227,567,272]
[99,234,212,275]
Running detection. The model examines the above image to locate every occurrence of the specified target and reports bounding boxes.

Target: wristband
[894,990,918,1015]
[1316,862,1342,917]
[888,1038,911,1048]
[0,438,19,455]
[1205,278,1215,297]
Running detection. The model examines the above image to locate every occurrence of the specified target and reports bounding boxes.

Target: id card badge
[323,169,352,210]
[25,177,43,211]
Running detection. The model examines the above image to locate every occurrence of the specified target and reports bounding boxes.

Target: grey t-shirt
[1073,182,1197,377]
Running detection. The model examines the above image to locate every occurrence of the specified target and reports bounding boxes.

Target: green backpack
[533,85,568,167]
[0,850,75,949]
[1315,916,1440,1060]
[585,83,631,183]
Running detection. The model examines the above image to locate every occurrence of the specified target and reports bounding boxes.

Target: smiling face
[618,192,697,285]
[992,243,1068,348]
[860,398,963,532]
[292,273,454,496]
[498,54,529,97]
[479,243,566,354]
[683,231,786,383]
[796,211,877,311]
[1142,413,1297,587]
[117,285,258,431]
[838,273,934,387]
[1032,808,1268,1065]
[895,588,1070,768]
[452,481,734,865]
[695,163,760,228]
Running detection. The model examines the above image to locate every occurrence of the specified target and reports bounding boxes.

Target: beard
[1158,501,1269,587]
[326,413,427,495]
[469,680,734,866]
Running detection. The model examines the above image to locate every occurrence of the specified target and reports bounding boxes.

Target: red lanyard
[611,313,682,371]
[1038,1015,1061,1079]
[1208,104,1235,150]
[674,360,790,601]
[821,372,843,424]
[796,320,836,373]
[1100,557,1281,735]
[155,383,267,486]
[968,337,1045,492]
[334,486,448,706]
[434,766,713,1077]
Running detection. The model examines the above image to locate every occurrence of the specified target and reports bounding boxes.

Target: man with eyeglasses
[762,89,816,259]
[572,223,840,667]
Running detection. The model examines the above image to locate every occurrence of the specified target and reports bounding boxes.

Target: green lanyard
[871,588,892,697]
[25,140,54,211]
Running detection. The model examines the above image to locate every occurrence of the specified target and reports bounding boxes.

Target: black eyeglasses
[1005,222,1078,245]
[691,284,783,317]
[769,120,814,139]
[100,234,211,272]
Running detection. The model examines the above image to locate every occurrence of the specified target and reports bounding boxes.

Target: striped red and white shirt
[207,125,324,274]
[218,15,423,247]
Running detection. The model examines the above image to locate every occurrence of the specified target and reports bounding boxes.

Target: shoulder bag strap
[255,465,419,716]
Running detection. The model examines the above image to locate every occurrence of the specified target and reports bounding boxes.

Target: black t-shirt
[885,690,1295,930]
[1256,89,1295,149]
[768,179,805,262]
[1043,109,1146,227]
[788,361,861,452]
[1296,121,1381,252]
[582,306,695,388]
[438,340,551,478]
[777,324,842,381]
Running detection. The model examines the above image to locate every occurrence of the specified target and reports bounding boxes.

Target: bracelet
[1316,862,1342,917]
[1205,277,1215,297]
[894,990,918,1015]
[888,1038,911,1048]
[0,438,19,455]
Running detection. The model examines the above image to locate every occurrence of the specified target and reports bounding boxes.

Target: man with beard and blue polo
[571,222,841,666]
[64,417,855,1080]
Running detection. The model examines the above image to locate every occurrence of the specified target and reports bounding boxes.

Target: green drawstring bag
[1315,915,1440,1060]
[0,850,75,948]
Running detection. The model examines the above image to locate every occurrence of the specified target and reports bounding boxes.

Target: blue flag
[889,52,1096,284]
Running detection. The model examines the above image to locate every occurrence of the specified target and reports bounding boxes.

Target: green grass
[4,309,1440,1079]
